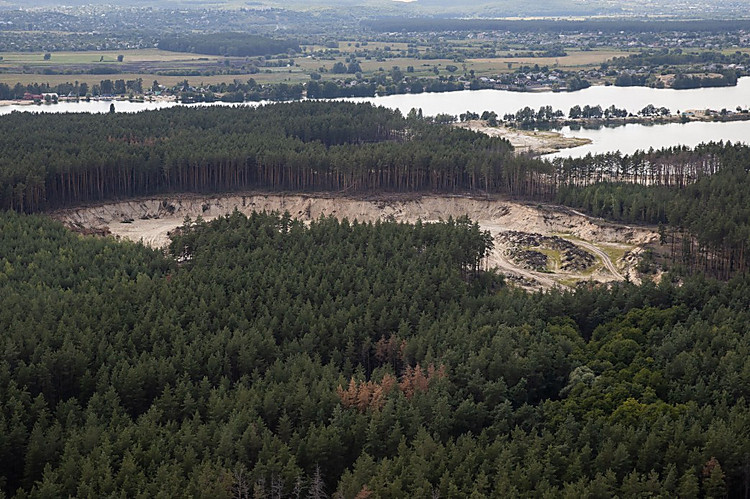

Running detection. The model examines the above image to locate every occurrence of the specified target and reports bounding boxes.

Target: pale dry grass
[0,49,223,64]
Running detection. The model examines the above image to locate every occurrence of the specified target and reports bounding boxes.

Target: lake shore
[457,121,592,155]
[0,94,178,108]
[458,108,750,156]
[559,109,750,128]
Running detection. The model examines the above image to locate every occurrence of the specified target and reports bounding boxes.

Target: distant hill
[1,0,747,18]
[364,17,750,33]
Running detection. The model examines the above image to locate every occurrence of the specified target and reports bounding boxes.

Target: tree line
[609,49,750,70]
[364,18,750,34]
[157,33,300,57]
[0,101,541,213]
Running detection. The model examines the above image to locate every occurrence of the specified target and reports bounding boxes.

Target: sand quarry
[56,193,658,290]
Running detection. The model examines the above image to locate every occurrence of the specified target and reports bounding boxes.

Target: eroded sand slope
[57,193,657,289]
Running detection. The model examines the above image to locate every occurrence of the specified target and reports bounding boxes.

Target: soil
[497,230,596,272]
[512,249,549,272]
[54,192,658,290]
[457,120,592,155]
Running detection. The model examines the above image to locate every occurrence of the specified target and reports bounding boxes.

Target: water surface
[351,78,750,117]
[3,80,750,155]
[544,120,750,159]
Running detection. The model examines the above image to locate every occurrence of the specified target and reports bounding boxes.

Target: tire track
[573,240,624,281]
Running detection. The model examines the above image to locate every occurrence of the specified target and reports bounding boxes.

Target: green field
[0,46,627,89]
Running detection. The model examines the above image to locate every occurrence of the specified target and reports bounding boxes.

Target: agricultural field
[0,48,214,64]
[0,45,628,89]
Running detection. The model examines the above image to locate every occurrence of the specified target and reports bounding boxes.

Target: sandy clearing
[55,192,657,290]
[485,238,563,290]
[574,239,624,281]
[457,120,591,155]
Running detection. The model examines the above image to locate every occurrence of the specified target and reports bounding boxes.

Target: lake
[543,120,750,159]
[3,79,750,156]
[352,79,750,158]
[351,77,750,117]
[0,99,223,115]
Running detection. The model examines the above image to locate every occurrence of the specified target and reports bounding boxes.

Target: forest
[552,142,750,278]
[156,33,301,58]
[1,209,750,497]
[3,102,750,279]
[2,102,750,278]
[608,50,750,70]
[0,102,528,213]
[363,18,750,34]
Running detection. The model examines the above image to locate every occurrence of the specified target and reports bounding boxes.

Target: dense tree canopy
[0,102,526,213]
[157,33,300,57]
[554,142,750,277]
[1,210,750,497]
[2,104,750,496]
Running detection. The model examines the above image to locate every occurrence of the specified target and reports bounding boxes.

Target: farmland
[0,46,627,89]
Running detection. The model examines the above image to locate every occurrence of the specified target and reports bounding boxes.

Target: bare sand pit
[56,193,657,290]
[457,120,591,155]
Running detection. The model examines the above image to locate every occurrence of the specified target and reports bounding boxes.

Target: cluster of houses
[471,69,603,91]
[21,92,58,102]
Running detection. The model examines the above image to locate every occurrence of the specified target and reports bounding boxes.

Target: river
[3,79,750,157]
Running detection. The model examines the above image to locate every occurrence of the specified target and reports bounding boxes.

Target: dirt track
[575,240,624,281]
[56,193,657,290]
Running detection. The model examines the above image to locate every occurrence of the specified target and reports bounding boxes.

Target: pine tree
[678,469,700,499]
[702,458,727,499]
[308,465,327,499]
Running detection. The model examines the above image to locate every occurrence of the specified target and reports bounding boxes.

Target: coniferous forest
[2,210,750,497]
[2,102,750,275]
[2,102,750,497]
[156,33,301,57]
[0,102,524,212]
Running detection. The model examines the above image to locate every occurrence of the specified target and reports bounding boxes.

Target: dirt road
[574,240,625,281]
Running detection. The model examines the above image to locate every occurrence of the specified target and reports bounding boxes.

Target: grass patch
[0,49,221,64]
[559,277,581,287]
[599,243,629,268]
[536,247,562,271]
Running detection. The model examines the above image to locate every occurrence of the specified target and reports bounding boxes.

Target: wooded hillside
[1,210,749,497]
[0,102,530,213]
